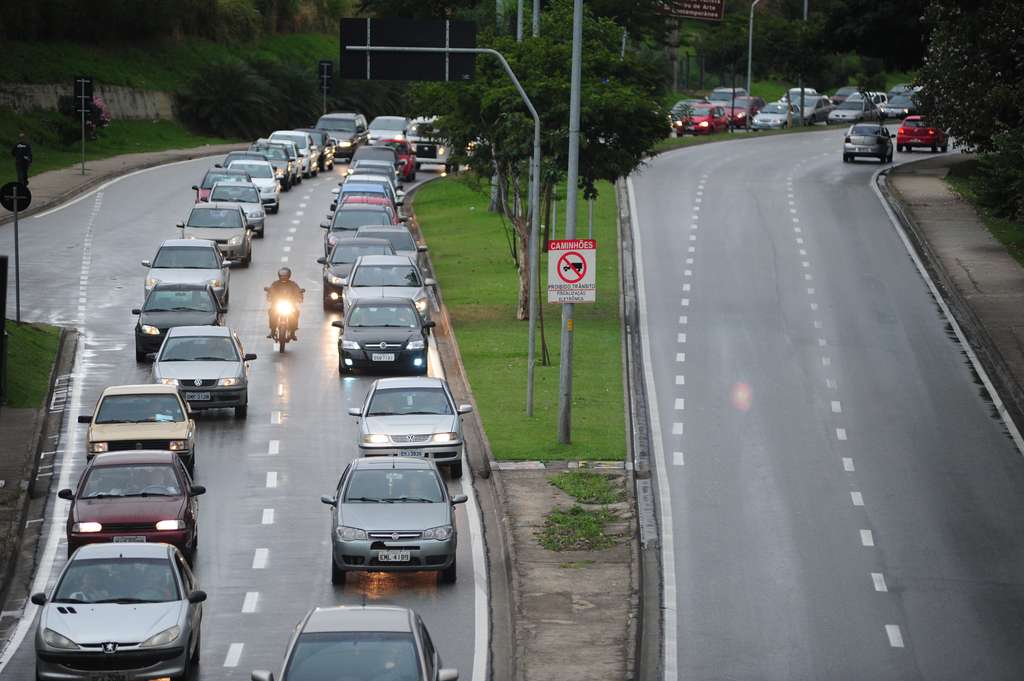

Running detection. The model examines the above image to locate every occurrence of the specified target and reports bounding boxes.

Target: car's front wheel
[135,345,146,363]
[439,559,457,584]
[449,460,463,480]
[331,556,347,584]
[235,404,247,419]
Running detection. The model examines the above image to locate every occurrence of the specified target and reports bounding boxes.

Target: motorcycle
[265,287,305,353]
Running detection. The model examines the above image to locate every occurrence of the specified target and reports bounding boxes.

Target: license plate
[398,450,423,457]
[185,391,211,401]
[371,353,396,362]
[112,536,146,543]
[377,550,411,562]
[89,674,127,681]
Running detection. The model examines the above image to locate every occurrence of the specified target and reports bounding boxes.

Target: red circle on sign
[556,251,587,284]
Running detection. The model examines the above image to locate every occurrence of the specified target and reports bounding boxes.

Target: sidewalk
[886,155,1024,426]
[0,142,247,226]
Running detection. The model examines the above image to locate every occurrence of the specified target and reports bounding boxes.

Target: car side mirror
[214,163,223,168]
[347,407,362,417]
[191,185,199,191]
[417,245,428,252]
[141,260,152,268]
[244,353,257,361]
[424,320,436,329]
[331,321,345,329]
[330,202,337,211]
[251,672,275,681]
[321,219,331,229]
[424,278,437,287]
[30,593,47,606]
[224,260,239,267]
[58,488,74,501]
[176,222,185,229]
[131,308,141,315]
[320,495,337,506]
[457,404,474,414]
[77,415,92,424]
[316,257,326,264]
[187,590,207,604]
[331,187,340,194]
[190,485,207,496]
[400,216,410,223]
[438,669,459,681]
[451,495,468,505]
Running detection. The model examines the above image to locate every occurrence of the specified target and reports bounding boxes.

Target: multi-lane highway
[631,130,1024,681]
[0,158,488,679]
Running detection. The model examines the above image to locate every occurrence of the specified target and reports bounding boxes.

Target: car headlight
[218,377,240,386]
[407,339,425,350]
[438,146,446,155]
[155,519,185,531]
[228,235,243,245]
[737,112,746,118]
[145,277,160,289]
[250,209,264,219]
[274,300,295,315]
[168,440,187,451]
[208,278,224,288]
[336,526,368,541]
[699,121,709,127]
[261,185,276,193]
[362,433,389,444]
[337,140,352,148]
[158,378,179,386]
[422,525,453,541]
[341,340,360,350]
[392,133,405,140]
[327,274,345,286]
[140,625,181,648]
[275,168,284,178]
[140,324,161,336]
[71,522,102,533]
[415,297,428,313]
[43,628,79,650]
[431,432,458,443]
[89,442,108,454]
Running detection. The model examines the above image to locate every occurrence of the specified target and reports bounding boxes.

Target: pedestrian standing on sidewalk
[12,132,32,186]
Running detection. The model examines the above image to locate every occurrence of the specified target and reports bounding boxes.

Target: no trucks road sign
[548,239,596,303]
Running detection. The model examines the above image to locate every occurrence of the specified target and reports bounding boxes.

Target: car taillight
[898,128,905,135]
[927,129,936,135]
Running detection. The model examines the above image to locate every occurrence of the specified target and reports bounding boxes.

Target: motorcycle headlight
[362,433,389,444]
[208,278,224,288]
[218,377,240,386]
[155,519,185,531]
[336,526,367,541]
[89,442,108,454]
[415,297,428,313]
[71,522,102,533]
[327,274,345,286]
[341,340,360,350]
[228,235,243,245]
[407,339,425,350]
[168,440,187,451]
[140,324,161,336]
[274,300,295,315]
[337,140,352,148]
[43,628,79,650]
[140,625,181,648]
[422,525,453,541]
[438,146,446,155]
[431,432,457,443]
[145,277,160,289]
[158,378,179,386]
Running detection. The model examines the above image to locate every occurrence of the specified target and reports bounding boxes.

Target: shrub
[975,129,1024,221]
[175,61,278,139]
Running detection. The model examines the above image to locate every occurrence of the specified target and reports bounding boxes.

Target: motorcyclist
[266,267,303,340]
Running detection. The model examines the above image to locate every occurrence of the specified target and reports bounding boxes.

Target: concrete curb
[877,161,1024,437]
[0,142,248,226]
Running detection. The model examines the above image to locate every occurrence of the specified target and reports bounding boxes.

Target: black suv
[315,112,368,161]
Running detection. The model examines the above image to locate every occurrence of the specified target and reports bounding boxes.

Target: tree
[409,0,666,320]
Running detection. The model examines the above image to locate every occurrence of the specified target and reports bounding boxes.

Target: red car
[192,168,251,202]
[59,451,204,562]
[724,96,766,128]
[340,195,399,221]
[377,138,417,181]
[896,116,948,153]
[675,104,730,135]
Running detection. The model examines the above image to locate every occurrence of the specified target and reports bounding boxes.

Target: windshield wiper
[401,411,447,415]
[143,308,174,312]
[383,496,437,503]
[170,307,210,312]
[345,496,382,503]
[94,598,166,604]
[366,411,398,416]
[53,597,88,604]
[83,492,123,499]
[190,356,233,361]
[120,491,177,497]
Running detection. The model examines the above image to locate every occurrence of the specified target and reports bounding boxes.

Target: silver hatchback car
[349,376,472,478]
[842,123,894,163]
[32,542,205,681]
[179,201,252,265]
[321,457,467,584]
[152,325,256,417]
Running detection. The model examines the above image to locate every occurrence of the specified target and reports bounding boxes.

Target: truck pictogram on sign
[548,239,596,303]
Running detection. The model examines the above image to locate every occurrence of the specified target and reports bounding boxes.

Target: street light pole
[532,0,540,36]
[746,0,763,131]
[557,0,584,444]
[517,0,523,41]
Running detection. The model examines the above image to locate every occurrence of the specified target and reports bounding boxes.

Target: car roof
[903,115,923,120]
[342,183,387,192]
[349,296,418,309]
[320,112,361,120]
[356,225,407,234]
[101,383,181,396]
[91,450,179,466]
[150,282,214,292]
[371,116,408,125]
[374,376,446,390]
[165,325,232,338]
[194,201,246,211]
[158,238,216,249]
[351,455,435,470]
[206,167,249,175]
[338,203,392,211]
[72,542,172,560]
[303,605,414,634]
[355,254,415,266]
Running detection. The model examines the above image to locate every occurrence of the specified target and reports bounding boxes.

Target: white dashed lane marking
[675,375,685,385]
[674,398,685,410]
[242,592,259,613]
[262,508,275,524]
[860,530,875,547]
[268,440,279,455]
[872,573,888,592]
[673,451,685,466]
[271,411,282,424]
[842,457,855,472]
[851,491,864,506]
[676,353,685,363]
[266,471,278,488]
[223,643,244,667]
[672,423,683,435]
[831,400,842,413]
[836,428,847,441]
[252,548,269,569]
[885,625,905,648]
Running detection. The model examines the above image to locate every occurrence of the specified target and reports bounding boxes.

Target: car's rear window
[851,125,883,135]
[152,247,219,269]
[251,145,289,161]
[201,171,249,189]
[351,264,421,288]
[188,207,244,229]
[358,229,415,252]
[95,394,184,424]
[209,185,259,204]
[334,210,394,229]
[902,119,927,128]
[353,147,398,163]
[144,289,214,312]
[331,243,393,264]
[284,632,420,681]
[228,162,273,179]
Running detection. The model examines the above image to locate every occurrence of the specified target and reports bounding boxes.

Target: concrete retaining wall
[0,83,174,120]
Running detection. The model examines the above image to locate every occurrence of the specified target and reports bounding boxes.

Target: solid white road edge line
[872,165,1024,457]
[627,176,679,681]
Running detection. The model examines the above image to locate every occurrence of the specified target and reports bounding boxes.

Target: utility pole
[746,0,764,108]
[517,0,523,41]
[798,0,808,127]
[533,0,540,36]
[557,0,584,444]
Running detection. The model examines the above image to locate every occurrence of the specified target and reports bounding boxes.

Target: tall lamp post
[746,0,764,110]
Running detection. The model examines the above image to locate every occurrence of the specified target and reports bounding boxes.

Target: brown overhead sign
[660,0,725,21]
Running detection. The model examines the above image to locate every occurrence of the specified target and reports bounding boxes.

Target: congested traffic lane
[631,131,1024,681]
[0,155,485,679]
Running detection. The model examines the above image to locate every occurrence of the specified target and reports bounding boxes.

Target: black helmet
[277,267,292,281]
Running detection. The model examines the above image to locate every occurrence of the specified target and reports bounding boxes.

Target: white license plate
[89,674,127,681]
[185,391,211,401]
[398,450,423,457]
[377,550,411,562]
[113,536,146,543]
[371,353,396,362]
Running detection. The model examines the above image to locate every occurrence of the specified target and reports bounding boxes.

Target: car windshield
[152,247,219,269]
[159,336,239,362]
[410,121,436,136]
[902,119,928,128]
[351,265,420,288]
[224,153,264,164]
[835,86,858,96]
[888,95,914,107]
[144,289,214,312]
[95,394,184,424]
[209,185,259,204]
[370,118,406,131]
[852,125,883,135]
[334,211,394,230]
[689,105,714,115]
[353,148,397,163]
[838,100,864,110]
[188,207,243,229]
[81,464,182,499]
[347,304,419,328]
[360,230,415,252]
[317,117,357,132]
[367,387,452,416]
[760,103,788,114]
[201,171,247,189]
[271,132,309,150]
[284,632,421,681]
[53,557,180,604]
[252,146,288,161]
[355,161,395,173]
[229,163,273,179]
[345,469,444,503]
[332,243,393,264]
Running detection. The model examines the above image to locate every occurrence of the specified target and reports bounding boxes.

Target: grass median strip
[3,321,60,408]
[537,505,619,551]
[549,470,624,504]
[945,161,1024,267]
[413,176,625,462]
